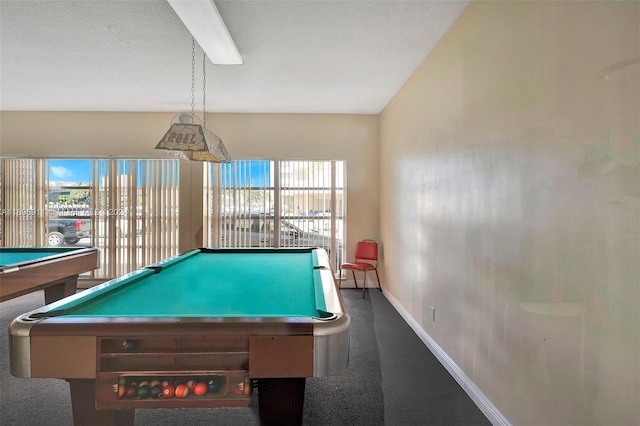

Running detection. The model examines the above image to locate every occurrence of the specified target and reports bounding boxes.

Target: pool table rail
[10,309,349,379]
[0,247,99,303]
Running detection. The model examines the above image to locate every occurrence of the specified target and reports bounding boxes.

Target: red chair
[339,240,381,298]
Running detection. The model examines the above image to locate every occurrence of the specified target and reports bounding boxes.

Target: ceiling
[0,0,467,114]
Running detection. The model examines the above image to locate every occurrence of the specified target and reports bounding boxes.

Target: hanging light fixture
[155,38,231,163]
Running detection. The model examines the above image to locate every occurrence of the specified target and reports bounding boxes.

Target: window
[0,158,180,279]
[2,157,345,278]
[91,159,180,278]
[204,159,345,271]
[46,159,92,248]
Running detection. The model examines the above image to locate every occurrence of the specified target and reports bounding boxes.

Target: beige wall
[2,2,638,423]
[0,112,380,259]
[380,1,639,425]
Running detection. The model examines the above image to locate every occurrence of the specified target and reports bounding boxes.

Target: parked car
[48,219,90,246]
[221,213,341,258]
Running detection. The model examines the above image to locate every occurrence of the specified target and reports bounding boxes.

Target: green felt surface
[57,251,327,318]
[0,247,82,267]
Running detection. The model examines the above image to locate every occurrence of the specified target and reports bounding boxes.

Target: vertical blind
[0,158,179,279]
[0,158,39,247]
[204,159,345,271]
[91,159,180,278]
[1,157,343,276]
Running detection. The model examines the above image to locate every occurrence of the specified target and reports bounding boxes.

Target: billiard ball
[186,379,196,391]
[233,381,244,395]
[208,376,226,394]
[150,384,163,398]
[125,385,137,398]
[175,384,189,398]
[122,340,135,352]
[137,385,150,399]
[193,382,208,396]
[117,378,127,397]
[150,379,162,388]
[161,384,175,398]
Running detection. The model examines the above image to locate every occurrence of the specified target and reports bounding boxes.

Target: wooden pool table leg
[44,276,78,304]
[258,378,305,426]
[68,380,135,426]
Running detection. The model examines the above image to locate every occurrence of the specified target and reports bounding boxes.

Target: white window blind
[0,158,179,279]
[92,159,180,278]
[0,158,39,247]
[204,159,345,271]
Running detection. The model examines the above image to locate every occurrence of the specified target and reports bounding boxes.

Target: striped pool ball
[175,384,189,398]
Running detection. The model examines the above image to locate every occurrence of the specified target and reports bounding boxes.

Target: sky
[48,159,270,186]
[49,159,91,184]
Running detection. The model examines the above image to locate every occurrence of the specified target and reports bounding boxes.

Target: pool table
[10,247,350,425]
[0,247,99,303]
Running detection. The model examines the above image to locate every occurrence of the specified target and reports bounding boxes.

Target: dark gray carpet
[369,290,491,425]
[0,289,384,425]
[0,288,488,425]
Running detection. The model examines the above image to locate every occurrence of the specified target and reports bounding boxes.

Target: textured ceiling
[0,0,467,114]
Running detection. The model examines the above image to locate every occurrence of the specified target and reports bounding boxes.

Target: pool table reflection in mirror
[0,247,99,304]
[9,247,350,426]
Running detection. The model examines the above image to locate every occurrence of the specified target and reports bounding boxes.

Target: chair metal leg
[362,271,367,299]
[351,271,358,288]
[374,269,382,291]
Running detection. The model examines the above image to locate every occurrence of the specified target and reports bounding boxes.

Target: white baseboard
[382,289,510,426]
